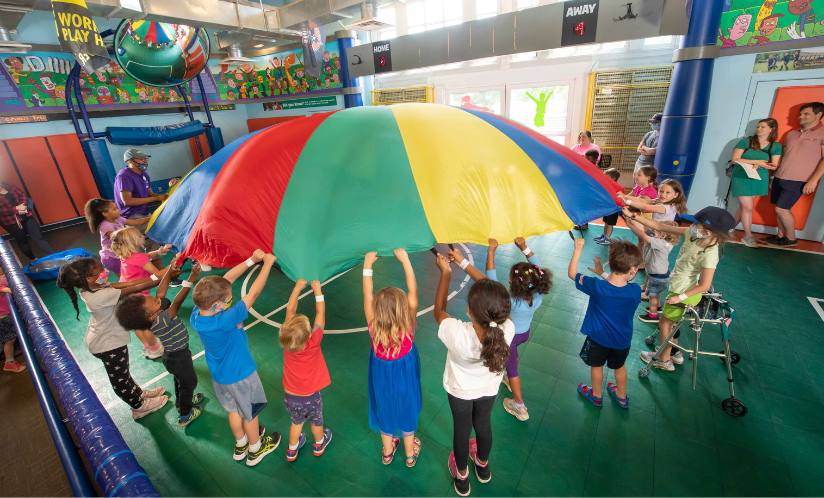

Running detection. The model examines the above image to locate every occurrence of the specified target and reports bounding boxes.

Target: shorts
[505,330,530,378]
[579,336,629,370]
[100,253,121,275]
[213,371,268,422]
[284,391,324,426]
[645,276,669,298]
[127,213,161,260]
[0,315,16,344]
[602,212,619,226]
[770,177,805,210]
[661,292,702,323]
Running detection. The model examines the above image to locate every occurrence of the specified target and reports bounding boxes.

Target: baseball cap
[648,113,663,123]
[124,149,151,162]
[694,207,736,233]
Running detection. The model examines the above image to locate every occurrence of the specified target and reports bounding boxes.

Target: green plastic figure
[526,90,552,127]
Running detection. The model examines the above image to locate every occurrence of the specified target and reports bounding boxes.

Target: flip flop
[607,382,629,409]
[577,384,603,407]
[406,438,422,468]
[382,437,400,465]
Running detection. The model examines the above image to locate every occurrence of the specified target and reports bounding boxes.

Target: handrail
[6,293,97,497]
[0,241,159,497]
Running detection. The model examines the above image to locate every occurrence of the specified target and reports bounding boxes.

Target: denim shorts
[646,276,669,298]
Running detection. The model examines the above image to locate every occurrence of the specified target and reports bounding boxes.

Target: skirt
[368,344,422,437]
[0,315,16,343]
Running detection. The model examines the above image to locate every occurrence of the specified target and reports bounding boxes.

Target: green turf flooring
[31,225,824,497]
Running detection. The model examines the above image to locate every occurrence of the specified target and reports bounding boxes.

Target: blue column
[654,0,724,197]
[336,30,365,108]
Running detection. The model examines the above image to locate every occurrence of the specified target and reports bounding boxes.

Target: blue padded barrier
[107,121,205,146]
[0,240,159,498]
[82,139,117,200]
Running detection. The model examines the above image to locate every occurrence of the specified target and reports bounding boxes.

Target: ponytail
[640,166,658,190]
[56,258,96,320]
[467,279,511,374]
[508,262,553,303]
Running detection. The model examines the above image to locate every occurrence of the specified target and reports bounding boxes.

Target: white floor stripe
[808,297,824,323]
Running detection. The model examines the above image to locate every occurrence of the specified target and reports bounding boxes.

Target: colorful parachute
[131,21,175,44]
[147,104,622,281]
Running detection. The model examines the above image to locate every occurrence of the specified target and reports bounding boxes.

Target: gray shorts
[128,213,161,260]
[646,276,669,298]
[213,371,268,422]
[634,157,653,175]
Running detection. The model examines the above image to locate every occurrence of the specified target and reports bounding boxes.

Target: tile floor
[21,224,824,497]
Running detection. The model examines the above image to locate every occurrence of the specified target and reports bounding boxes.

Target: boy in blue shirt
[190,249,281,466]
[567,238,642,409]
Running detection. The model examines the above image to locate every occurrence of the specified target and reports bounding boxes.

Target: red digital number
[574,21,585,36]
[380,56,387,67]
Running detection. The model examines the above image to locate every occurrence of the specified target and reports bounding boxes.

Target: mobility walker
[638,290,747,417]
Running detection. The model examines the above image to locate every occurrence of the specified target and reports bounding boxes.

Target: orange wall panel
[45,134,101,215]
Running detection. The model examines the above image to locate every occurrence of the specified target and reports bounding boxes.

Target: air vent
[371,86,434,105]
[345,17,394,31]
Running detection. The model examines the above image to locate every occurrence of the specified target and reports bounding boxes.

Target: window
[475,0,497,19]
[644,36,673,46]
[516,0,539,10]
[511,52,539,61]
[472,57,500,66]
[507,84,570,136]
[376,6,397,40]
[448,90,503,114]
[407,0,463,33]
[601,41,626,51]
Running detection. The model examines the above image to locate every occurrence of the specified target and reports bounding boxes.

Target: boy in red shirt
[281,278,332,461]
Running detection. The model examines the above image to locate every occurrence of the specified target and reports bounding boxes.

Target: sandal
[607,382,629,409]
[640,293,649,301]
[382,438,400,465]
[577,384,603,407]
[406,438,422,468]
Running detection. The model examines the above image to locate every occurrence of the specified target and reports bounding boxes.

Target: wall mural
[718,0,824,49]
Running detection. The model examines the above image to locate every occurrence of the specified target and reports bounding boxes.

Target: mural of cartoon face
[227,89,235,99]
[55,87,66,100]
[252,86,260,96]
[234,71,244,81]
[228,79,237,88]
[759,14,783,35]
[788,0,813,15]
[334,59,341,70]
[120,90,130,101]
[257,75,264,83]
[97,87,110,97]
[241,63,252,73]
[323,51,330,63]
[40,75,55,91]
[295,69,304,78]
[169,89,178,99]
[6,57,24,72]
[332,73,339,84]
[272,58,281,68]
[728,14,753,40]
[138,90,147,100]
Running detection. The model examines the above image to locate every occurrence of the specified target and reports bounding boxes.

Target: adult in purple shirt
[113,149,167,269]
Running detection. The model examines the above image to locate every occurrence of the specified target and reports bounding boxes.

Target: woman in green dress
[730,118,782,248]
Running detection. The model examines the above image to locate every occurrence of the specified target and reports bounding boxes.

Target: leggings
[1,217,54,261]
[505,330,530,378]
[448,393,496,473]
[92,345,144,409]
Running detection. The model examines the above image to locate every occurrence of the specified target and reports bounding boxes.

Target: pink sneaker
[141,386,166,399]
[3,361,26,373]
[132,395,168,419]
[448,451,470,497]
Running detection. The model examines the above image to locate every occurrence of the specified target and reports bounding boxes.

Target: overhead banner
[753,47,824,73]
[51,0,110,74]
[302,21,327,79]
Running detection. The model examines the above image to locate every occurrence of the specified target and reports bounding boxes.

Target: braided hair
[56,258,97,320]
[508,262,552,304]
[467,279,512,374]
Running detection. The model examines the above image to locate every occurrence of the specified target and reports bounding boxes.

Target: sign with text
[262,96,337,111]
[50,0,110,74]
[373,41,393,74]
[561,0,599,47]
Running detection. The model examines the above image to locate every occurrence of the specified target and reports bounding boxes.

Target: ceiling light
[254,43,265,48]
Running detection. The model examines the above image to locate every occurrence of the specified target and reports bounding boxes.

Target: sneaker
[502,398,529,421]
[448,451,471,497]
[501,375,511,392]
[741,234,758,248]
[145,344,164,360]
[3,361,25,373]
[132,395,168,419]
[177,405,202,427]
[594,234,611,245]
[574,224,589,230]
[759,234,780,244]
[313,429,332,456]
[286,433,305,462]
[671,350,684,365]
[639,351,675,371]
[469,438,491,483]
[246,433,281,467]
[234,425,266,461]
[773,237,799,247]
[638,313,660,323]
[176,392,205,411]
[169,279,184,288]
[141,386,166,399]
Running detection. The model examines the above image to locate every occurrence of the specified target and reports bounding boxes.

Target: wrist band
[601,272,609,280]
[315,295,324,302]
[182,281,193,288]
[363,269,373,276]
[521,247,531,255]
[626,199,632,206]
[679,293,688,301]
[246,258,255,268]
[459,259,470,270]
[150,274,159,281]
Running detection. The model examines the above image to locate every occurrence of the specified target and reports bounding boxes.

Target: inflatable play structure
[147,103,623,281]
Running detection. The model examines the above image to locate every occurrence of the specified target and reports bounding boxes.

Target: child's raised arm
[486,238,498,271]
[394,248,418,316]
[169,263,200,319]
[448,247,486,282]
[311,280,325,329]
[155,262,176,299]
[434,254,452,325]
[623,197,667,214]
[568,238,586,281]
[241,253,275,310]
[285,279,307,321]
[623,208,689,236]
[225,249,265,284]
[515,236,541,267]
[116,279,160,299]
[145,244,172,262]
[363,252,378,323]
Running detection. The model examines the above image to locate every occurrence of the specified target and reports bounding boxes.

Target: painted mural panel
[718,0,824,49]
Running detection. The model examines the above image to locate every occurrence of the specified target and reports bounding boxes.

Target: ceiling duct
[0,27,31,53]
[345,2,392,31]
[218,44,253,65]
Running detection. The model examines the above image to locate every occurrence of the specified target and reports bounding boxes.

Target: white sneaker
[145,344,164,359]
[142,345,149,357]
[132,395,168,419]
[639,351,675,371]
[741,234,758,248]
[671,350,685,365]
[502,398,529,421]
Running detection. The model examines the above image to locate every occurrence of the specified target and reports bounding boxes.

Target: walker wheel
[645,335,656,346]
[638,368,650,379]
[722,397,747,417]
[719,351,741,364]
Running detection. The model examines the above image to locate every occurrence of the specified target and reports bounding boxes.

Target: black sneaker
[775,237,798,247]
[638,313,660,323]
[169,279,184,287]
[233,425,266,461]
[760,234,780,244]
[469,438,491,483]
[448,451,470,497]
[176,392,204,411]
[246,432,281,467]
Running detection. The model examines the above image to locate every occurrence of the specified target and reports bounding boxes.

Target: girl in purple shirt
[84,199,150,275]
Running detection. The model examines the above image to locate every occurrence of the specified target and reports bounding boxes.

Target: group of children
[48,188,734,494]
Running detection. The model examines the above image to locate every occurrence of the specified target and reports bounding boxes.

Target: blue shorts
[646,276,669,298]
[284,391,324,426]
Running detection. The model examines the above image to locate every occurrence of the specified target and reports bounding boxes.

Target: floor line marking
[808,297,824,323]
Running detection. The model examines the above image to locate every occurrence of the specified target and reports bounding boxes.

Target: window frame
[444,85,507,115]
[504,79,575,143]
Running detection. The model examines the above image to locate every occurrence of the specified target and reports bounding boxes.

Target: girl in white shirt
[434,255,514,497]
